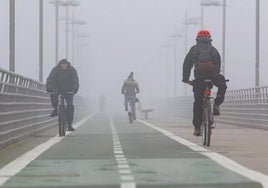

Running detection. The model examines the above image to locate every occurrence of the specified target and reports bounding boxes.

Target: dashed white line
[138,119,268,188]
[109,117,136,188]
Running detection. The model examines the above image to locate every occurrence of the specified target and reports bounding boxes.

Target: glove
[46,88,53,93]
[73,88,78,94]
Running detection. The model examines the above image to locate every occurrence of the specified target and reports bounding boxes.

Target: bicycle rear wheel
[202,99,211,146]
[58,105,67,137]
[128,112,133,123]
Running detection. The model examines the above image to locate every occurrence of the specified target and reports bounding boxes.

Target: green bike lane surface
[1,114,262,188]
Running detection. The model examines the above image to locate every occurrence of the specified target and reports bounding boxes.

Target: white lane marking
[138,119,268,188]
[0,114,95,186]
[119,169,132,174]
[121,175,135,181]
[109,117,136,188]
[121,182,136,188]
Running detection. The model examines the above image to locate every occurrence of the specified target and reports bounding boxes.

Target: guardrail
[159,86,268,130]
[0,68,90,148]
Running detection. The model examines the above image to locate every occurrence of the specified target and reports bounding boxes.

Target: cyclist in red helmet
[182,29,227,136]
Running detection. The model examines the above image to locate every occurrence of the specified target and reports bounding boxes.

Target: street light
[71,17,86,67]
[9,0,15,72]
[50,0,80,62]
[183,12,200,96]
[39,0,44,82]
[62,0,80,60]
[200,0,226,76]
[170,26,184,97]
[256,0,260,87]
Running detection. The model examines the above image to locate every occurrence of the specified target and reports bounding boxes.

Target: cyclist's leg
[64,94,74,128]
[50,93,59,116]
[193,80,205,131]
[211,74,227,106]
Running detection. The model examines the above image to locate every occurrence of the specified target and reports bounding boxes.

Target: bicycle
[189,79,228,146]
[50,92,74,137]
[125,96,138,124]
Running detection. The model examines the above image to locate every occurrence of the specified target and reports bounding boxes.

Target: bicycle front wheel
[58,105,67,137]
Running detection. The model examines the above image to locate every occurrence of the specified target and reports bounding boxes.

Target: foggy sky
[0,0,267,109]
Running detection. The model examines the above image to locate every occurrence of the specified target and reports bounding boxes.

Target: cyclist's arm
[212,47,221,74]
[182,47,195,82]
[121,83,125,94]
[46,67,57,92]
[72,68,79,93]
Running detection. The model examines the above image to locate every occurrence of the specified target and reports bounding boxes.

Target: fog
[0,0,268,112]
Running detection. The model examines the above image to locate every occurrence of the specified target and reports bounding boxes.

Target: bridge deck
[0,113,267,188]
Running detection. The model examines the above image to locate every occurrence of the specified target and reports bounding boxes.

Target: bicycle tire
[128,112,133,124]
[205,99,211,146]
[58,105,67,137]
[202,109,207,146]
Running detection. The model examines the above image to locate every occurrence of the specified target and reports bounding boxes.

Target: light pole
[9,0,15,72]
[50,0,64,65]
[256,0,260,87]
[62,0,80,60]
[170,26,184,98]
[201,0,226,75]
[39,0,43,82]
[161,41,173,98]
[71,17,86,67]
[183,12,200,96]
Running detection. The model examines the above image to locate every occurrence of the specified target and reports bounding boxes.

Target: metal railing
[0,68,56,147]
[0,68,91,148]
[158,86,268,130]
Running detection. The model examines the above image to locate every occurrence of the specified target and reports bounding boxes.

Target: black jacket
[121,78,139,96]
[182,38,221,81]
[46,62,79,93]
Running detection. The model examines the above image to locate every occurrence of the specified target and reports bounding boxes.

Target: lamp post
[50,0,65,65]
[71,16,86,67]
[39,0,43,82]
[63,0,80,60]
[50,0,80,62]
[183,12,200,96]
[201,0,226,75]
[170,26,184,97]
[161,41,173,98]
[9,0,15,72]
[255,0,260,87]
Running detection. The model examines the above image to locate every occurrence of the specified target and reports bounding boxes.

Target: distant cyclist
[46,59,79,131]
[121,72,140,120]
[182,29,227,136]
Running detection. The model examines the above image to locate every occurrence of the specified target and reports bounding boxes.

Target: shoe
[50,109,58,117]
[213,105,220,116]
[193,128,201,136]
[67,126,75,131]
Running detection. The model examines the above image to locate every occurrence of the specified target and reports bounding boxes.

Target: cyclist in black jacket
[182,30,227,136]
[46,59,79,131]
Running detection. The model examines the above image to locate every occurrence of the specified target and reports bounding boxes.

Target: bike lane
[0,114,264,188]
[111,116,263,188]
[1,114,121,188]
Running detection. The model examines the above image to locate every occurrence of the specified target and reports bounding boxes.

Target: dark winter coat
[121,78,139,96]
[182,38,221,81]
[46,61,79,93]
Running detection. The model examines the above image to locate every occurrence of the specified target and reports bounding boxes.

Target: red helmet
[197,29,211,38]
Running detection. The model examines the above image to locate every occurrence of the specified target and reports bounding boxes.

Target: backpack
[194,44,215,73]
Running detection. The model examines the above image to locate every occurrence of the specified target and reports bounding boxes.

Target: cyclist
[121,72,140,120]
[46,59,79,131]
[182,29,227,136]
